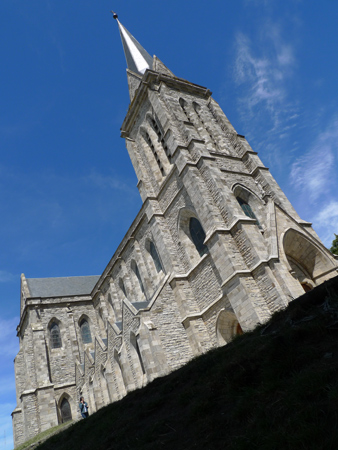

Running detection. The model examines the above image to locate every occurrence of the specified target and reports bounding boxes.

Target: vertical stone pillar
[170,279,211,355]
[31,323,58,431]
[37,386,58,432]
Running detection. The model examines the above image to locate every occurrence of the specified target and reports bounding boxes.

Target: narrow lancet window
[150,241,163,273]
[189,218,208,256]
[144,131,165,176]
[193,102,218,149]
[80,319,92,344]
[50,322,62,349]
[148,116,171,162]
[236,197,261,228]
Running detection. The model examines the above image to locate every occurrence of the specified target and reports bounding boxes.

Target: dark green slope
[37,275,338,450]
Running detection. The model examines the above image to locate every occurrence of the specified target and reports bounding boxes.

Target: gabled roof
[26,275,100,298]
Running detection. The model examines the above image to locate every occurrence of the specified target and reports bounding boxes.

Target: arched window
[179,97,190,121]
[80,319,92,344]
[149,241,163,273]
[148,116,171,163]
[236,197,261,228]
[131,261,145,295]
[60,398,72,423]
[189,218,208,256]
[193,101,217,150]
[143,131,165,177]
[50,322,62,349]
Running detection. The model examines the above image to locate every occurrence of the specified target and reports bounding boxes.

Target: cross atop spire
[111,11,153,76]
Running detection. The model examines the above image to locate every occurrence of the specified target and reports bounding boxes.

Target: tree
[330,234,338,256]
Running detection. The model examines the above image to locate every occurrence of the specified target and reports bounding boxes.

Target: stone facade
[12,43,338,447]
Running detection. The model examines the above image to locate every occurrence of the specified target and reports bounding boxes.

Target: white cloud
[312,200,338,247]
[87,170,137,196]
[234,26,295,125]
[231,22,300,171]
[290,117,338,200]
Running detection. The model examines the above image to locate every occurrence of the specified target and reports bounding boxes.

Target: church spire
[111,11,153,76]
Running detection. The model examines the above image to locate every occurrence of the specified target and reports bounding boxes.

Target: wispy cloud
[312,200,338,247]
[231,21,301,172]
[234,24,295,127]
[87,170,138,197]
[290,117,338,201]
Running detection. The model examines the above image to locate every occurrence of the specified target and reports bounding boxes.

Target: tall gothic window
[189,218,208,256]
[148,116,171,162]
[193,101,218,150]
[144,131,165,176]
[236,197,261,228]
[80,319,92,344]
[149,241,163,273]
[60,398,72,423]
[50,322,62,349]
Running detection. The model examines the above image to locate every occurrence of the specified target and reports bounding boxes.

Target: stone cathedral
[12,15,338,447]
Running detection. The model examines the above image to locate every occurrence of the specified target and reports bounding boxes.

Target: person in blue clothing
[79,397,89,418]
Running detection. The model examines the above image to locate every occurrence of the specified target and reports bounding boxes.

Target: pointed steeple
[112,11,153,76]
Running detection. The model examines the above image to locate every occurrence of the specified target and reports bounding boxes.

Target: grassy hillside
[34,276,338,450]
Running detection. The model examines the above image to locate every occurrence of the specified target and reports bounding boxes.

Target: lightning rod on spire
[111,10,118,20]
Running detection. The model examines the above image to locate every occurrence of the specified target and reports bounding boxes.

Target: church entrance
[60,398,72,423]
[216,310,242,346]
[284,229,335,291]
[301,282,313,293]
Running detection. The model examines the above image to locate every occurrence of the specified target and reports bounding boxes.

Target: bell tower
[113,13,338,334]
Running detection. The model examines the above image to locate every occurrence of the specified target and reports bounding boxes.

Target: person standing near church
[79,397,89,418]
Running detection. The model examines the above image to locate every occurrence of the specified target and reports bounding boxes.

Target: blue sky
[1,1,338,448]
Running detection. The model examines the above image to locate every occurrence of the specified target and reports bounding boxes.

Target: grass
[15,421,73,450]
[30,275,338,450]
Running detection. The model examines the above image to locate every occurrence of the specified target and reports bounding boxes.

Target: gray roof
[26,275,100,298]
